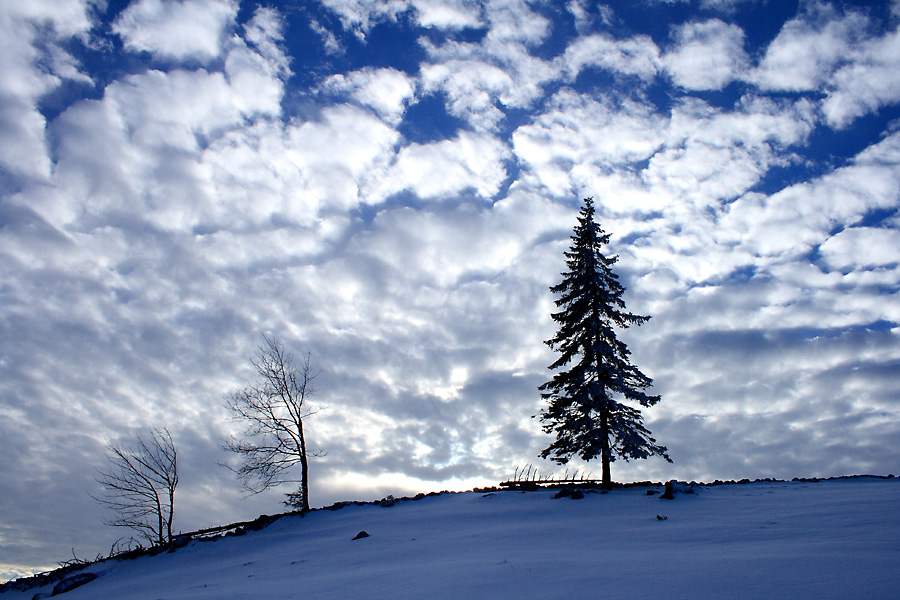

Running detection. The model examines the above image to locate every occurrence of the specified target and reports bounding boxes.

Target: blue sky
[2,0,899,580]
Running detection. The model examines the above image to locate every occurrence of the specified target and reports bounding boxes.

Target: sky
[1,0,899,581]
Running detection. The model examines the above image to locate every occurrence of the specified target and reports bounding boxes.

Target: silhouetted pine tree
[539,197,670,489]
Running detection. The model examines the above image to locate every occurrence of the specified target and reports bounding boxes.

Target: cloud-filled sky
[2,0,899,580]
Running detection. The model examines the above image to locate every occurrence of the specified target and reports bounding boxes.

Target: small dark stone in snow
[50,572,98,596]
[647,490,658,495]
[352,531,369,540]
[553,488,585,499]
[657,515,668,521]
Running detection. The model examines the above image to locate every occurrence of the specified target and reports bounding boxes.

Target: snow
[5,477,899,599]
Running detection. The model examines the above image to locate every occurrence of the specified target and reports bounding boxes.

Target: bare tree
[93,428,178,546]
[222,335,323,512]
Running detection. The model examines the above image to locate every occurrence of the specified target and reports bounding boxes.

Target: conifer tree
[539,197,670,488]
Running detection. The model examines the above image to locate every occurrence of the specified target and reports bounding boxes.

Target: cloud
[315,0,409,36]
[411,0,483,29]
[752,4,867,92]
[113,0,239,62]
[560,32,661,81]
[418,1,558,131]
[373,131,511,200]
[0,1,92,186]
[662,19,749,91]
[319,67,416,125]
[643,95,816,205]
[818,227,900,271]
[513,89,667,197]
[721,129,900,260]
[284,104,401,213]
[822,27,900,128]
[751,3,900,128]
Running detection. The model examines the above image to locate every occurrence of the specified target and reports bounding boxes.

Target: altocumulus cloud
[1,0,899,580]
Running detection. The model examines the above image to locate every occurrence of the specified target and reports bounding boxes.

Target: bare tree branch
[92,428,178,546]
[222,335,324,512]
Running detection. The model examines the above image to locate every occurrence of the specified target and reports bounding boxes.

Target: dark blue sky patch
[748,104,900,198]
[281,5,348,91]
[398,92,468,143]
[806,105,900,169]
[729,0,800,59]
[350,16,427,75]
[418,24,487,46]
[608,0,696,48]
[858,208,899,229]
[528,1,578,59]
[683,80,754,111]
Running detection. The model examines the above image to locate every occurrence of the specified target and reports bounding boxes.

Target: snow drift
[3,477,898,599]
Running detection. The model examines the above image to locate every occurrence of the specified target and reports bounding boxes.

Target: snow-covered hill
[4,477,899,599]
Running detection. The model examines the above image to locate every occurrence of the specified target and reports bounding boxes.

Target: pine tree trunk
[600,405,612,490]
[601,453,611,490]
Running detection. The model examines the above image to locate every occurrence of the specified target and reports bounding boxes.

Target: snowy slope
[5,478,899,599]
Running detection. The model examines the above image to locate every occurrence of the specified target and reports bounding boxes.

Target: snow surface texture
[5,478,898,599]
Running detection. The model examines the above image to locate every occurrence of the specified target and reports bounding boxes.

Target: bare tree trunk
[298,418,310,513]
[93,428,178,547]
[223,336,323,511]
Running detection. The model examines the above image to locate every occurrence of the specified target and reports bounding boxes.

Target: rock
[553,488,584,499]
[657,515,668,520]
[352,531,369,540]
[50,572,98,596]
[660,480,694,500]
[646,489,658,496]
[379,495,395,507]
[660,481,675,500]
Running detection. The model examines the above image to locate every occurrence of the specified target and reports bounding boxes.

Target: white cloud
[225,9,291,118]
[420,59,513,130]
[0,1,93,183]
[481,0,550,45]
[320,68,416,125]
[418,1,558,131]
[721,130,900,259]
[751,3,900,128]
[411,0,483,29]
[752,4,867,92]
[671,95,812,175]
[40,7,292,234]
[819,227,900,271]
[822,27,900,128]
[663,19,749,91]
[284,104,401,212]
[374,131,510,200]
[113,0,239,62]
[513,89,667,197]
[560,33,661,81]
[316,0,408,36]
